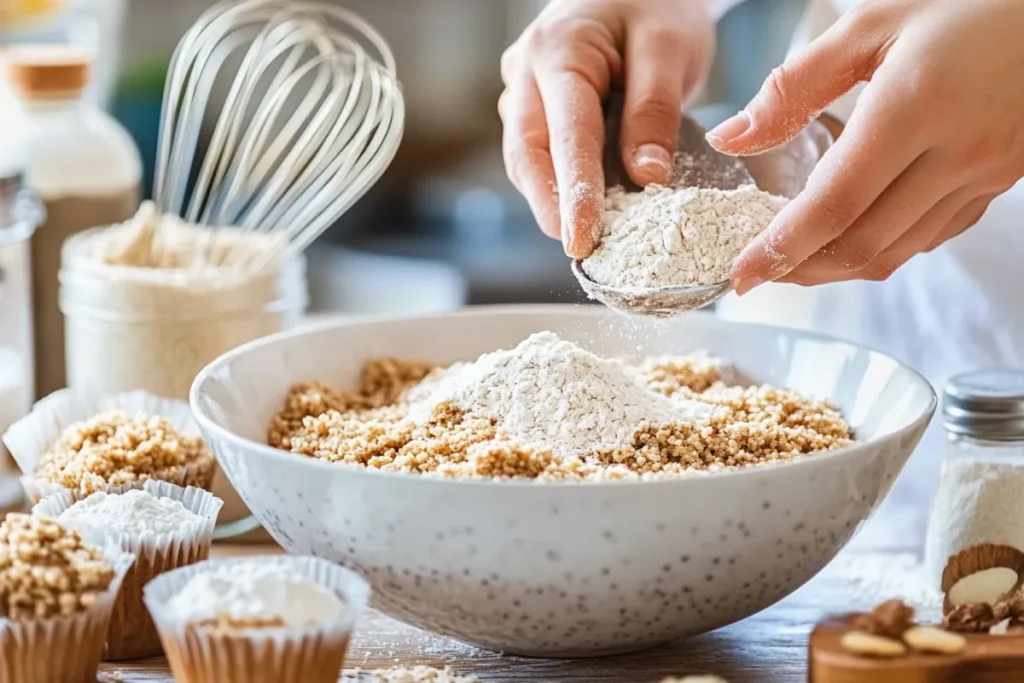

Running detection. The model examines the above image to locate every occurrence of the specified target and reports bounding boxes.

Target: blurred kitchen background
[1,0,807,317]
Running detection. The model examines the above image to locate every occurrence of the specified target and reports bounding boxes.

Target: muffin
[34,480,223,660]
[144,556,369,683]
[2,389,215,502]
[0,514,133,683]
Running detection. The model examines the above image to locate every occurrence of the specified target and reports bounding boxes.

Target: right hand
[499,0,715,258]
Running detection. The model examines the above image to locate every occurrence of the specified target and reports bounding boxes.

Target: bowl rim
[189,304,937,489]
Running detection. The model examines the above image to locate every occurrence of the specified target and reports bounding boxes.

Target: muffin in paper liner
[1,388,215,503]
[144,556,370,683]
[0,542,134,683]
[33,479,224,660]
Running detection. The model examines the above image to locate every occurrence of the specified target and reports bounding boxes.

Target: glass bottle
[924,370,1024,586]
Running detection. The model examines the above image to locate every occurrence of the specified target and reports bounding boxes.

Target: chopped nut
[943,602,999,633]
[269,356,853,481]
[363,666,480,682]
[37,409,214,495]
[942,544,1024,614]
[852,599,916,638]
[0,514,114,620]
[902,626,967,654]
[840,630,906,658]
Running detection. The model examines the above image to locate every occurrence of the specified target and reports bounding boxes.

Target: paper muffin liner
[144,556,370,683]
[0,542,134,683]
[1,388,214,503]
[33,480,224,660]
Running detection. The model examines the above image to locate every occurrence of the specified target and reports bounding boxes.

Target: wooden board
[809,617,1024,683]
[99,546,923,682]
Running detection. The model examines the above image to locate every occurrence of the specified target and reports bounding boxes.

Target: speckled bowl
[190,305,935,657]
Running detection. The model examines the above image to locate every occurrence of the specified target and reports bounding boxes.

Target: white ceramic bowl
[191,305,935,657]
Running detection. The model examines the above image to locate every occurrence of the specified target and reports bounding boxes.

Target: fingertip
[628,143,672,186]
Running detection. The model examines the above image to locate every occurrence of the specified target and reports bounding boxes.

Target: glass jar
[59,227,308,400]
[924,370,1024,586]
[0,173,41,469]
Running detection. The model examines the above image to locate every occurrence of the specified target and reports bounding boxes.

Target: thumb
[706,10,893,156]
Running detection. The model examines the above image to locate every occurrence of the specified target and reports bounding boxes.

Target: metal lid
[944,369,1024,441]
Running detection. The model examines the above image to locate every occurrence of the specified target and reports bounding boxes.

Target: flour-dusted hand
[499,0,715,258]
[706,0,1024,293]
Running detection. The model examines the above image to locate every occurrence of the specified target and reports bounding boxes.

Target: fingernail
[733,274,764,296]
[707,111,752,146]
[633,144,672,181]
[561,219,575,256]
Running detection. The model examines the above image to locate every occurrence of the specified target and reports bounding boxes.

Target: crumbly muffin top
[37,409,214,495]
[0,514,114,620]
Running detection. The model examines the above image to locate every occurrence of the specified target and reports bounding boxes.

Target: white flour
[166,562,344,627]
[582,184,786,289]
[58,489,201,535]
[924,458,1024,587]
[408,332,712,458]
[59,204,306,400]
[824,553,942,624]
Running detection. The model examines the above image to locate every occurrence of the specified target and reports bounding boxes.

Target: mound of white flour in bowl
[408,331,712,458]
[582,184,787,289]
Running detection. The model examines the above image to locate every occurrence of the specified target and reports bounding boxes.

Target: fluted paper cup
[144,556,370,683]
[0,542,134,683]
[1,388,214,503]
[34,480,224,660]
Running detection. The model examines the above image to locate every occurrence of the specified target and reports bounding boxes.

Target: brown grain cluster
[0,514,114,620]
[270,356,853,481]
[37,409,215,495]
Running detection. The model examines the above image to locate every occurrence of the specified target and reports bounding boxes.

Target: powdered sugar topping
[165,562,345,627]
[58,488,202,536]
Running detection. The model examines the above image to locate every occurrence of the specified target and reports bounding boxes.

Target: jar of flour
[924,370,1024,586]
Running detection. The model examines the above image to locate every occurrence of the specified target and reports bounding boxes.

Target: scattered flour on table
[582,184,787,289]
[823,553,942,624]
[408,331,712,458]
[58,488,200,535]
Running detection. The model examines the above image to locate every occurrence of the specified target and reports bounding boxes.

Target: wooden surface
[99,544,924,683]
[810,617,1024,683]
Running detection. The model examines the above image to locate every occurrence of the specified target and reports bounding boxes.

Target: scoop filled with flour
[582,184,787,290]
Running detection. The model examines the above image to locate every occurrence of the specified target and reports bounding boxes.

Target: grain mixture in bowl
[37,409,214,494]
[0,514,115,619]
[268,332,852,481]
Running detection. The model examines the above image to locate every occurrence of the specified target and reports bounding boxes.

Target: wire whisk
[153,0,404,271]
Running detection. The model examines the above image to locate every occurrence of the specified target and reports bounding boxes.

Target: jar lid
[944,369,1024,441]
[3,44,92,99]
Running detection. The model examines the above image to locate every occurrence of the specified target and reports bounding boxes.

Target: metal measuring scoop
[572,93,837,318]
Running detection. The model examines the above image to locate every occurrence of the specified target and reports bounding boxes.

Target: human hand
[706,0,1024,293]
[499,0,715,258]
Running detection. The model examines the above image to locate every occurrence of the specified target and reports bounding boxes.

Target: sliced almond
[990,618,1012,635]
[942,544,1024,614]
[840,630,906,658]
[902,626,967,655]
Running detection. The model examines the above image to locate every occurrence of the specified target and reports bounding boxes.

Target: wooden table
[100,544,923,682]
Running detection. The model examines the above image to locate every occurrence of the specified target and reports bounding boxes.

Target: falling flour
[408,332,712,458]
[582,184,787,289]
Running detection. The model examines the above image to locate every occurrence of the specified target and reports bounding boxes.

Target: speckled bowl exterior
[190,305,936,657]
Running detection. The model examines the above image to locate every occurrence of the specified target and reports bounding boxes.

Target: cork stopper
[3,44,92,99]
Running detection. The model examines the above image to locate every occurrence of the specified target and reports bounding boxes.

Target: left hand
[706,0,1024,294]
